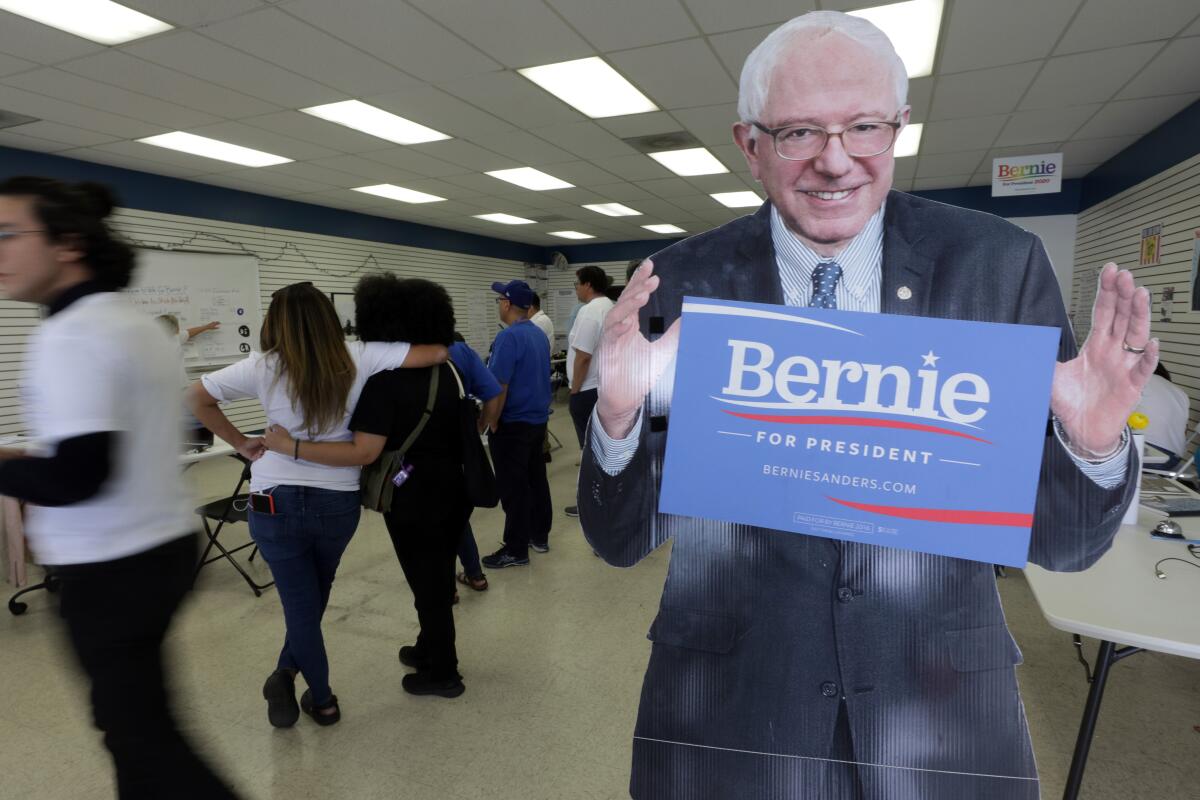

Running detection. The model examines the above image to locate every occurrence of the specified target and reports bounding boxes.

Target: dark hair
[605,285,624,302]
[530,292,541,310]
[626,259,643,282]
[576,265,612,293]
[355,274,455,346]
[1154,362,1172,382]
[261,282,356,437]
[0,176,135,290]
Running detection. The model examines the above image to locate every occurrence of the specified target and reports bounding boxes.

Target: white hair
[737,11,908,125]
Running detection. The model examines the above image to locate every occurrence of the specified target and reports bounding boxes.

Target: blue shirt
[450,341,501,402]
[488,320,551,424]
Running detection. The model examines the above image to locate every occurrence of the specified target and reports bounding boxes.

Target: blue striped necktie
[808,261,843,309]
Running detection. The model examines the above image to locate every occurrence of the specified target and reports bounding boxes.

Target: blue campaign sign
[658,297,1060,567]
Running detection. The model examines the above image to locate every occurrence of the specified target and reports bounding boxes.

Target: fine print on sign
[658,298,1060,567]
[991,152,1062,197]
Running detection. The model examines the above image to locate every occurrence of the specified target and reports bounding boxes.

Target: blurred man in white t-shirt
[1136,363,1192,457]
[564,265,614,516]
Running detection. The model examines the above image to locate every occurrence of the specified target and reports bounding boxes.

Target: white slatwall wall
[1072,152,1200,437]
[0,207,528,436]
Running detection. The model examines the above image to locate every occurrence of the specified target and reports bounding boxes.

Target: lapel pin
[897,286,912,300]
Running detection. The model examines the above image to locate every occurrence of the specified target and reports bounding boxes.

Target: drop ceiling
[0,0,1196,245]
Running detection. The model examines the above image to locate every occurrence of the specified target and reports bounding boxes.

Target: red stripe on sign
[826,496,1033,528]
[720,411,992,444]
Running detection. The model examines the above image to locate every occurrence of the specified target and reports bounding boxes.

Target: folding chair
[194,454,274,596]
[1142,422,1199,489]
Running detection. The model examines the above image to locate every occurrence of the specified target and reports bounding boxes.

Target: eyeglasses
[752,119,902,161]
[0,229,45,243]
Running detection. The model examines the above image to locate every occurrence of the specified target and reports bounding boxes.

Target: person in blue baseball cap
[483,279,552,567]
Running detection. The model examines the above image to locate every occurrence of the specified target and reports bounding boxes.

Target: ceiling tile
[637,178,695,198]
[967,173,991,188]
[478,130,576,166]
[1059,135,1139,165]
[3,121,119,148]
[670,103,738,146]
[930,62,1041,120]
[0,12,105,64]
[58,51,278,120]
[539,160,624,186]
[681,0,816,35]
[912,175,973,191]
[0,52,34,78]
[436,71,585,129]
[609,39,737,110]
[266,162,367,188]
[199,8,420,97]
[363,147,474,178]
[547,0,697,51]
[893,157,917,181]
[985,143,1066,162]
[1056,0,1199,54]
[597,111,687,139]
[1117,36,1200,99]
[409,140,514,172]
[893,178,915,192]
[0,130,72,153]
[188,120,341,160]
[121,31,344,109]
[1188,18,1200,36]
[3,68,220,130]
[591,154,675,181]
[225,167,335,194]
[686,174,747,194]
[920,115,1010,154]
[709,24,776,77]
[587,183,656,202]
[1020,43,1163,110]
[906,77,933,122]
[916,150,988,178]
[364,85,515,141]
[305,155,423,182]
[995,104,1098,146]
[408,0,593,69]
[79,141,219,176]
[122,1,268,26]
[940,0,1082,73]
[710,144,750,172]
[1073,93,1200,138]
[0,84,166,139]
[529,122,639,160]
[242,111,396,154]
[442,173,519,195]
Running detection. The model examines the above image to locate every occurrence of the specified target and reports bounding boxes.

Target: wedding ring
[1122,340,1146,354]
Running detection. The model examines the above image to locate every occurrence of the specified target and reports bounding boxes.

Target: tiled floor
[2,401,1198,799]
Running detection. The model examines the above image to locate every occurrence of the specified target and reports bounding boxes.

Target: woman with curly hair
[264,274,473,698]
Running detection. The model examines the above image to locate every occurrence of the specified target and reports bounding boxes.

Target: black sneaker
[564,505,580,517]
[399,646,431,670]
[481,548,529,568]
[402,672,465,698]
[262,669,299,728]
[530,542,549,553]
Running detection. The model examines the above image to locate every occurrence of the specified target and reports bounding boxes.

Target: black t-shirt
[349,363,464,469]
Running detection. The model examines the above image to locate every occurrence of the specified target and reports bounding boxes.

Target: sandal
[299,689,341,726]
[456,571,488,591]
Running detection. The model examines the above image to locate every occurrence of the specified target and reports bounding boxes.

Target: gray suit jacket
[580,192,1136,799]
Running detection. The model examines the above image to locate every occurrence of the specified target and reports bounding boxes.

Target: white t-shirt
[202,340,411,492]
[529,310,554,346]
[23,293,194,566]
[567,296,614,393]
[1136,374,1192,456]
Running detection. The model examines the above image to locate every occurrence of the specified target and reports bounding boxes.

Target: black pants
[386,473,472,681]
[568,388,599,448]
[488,421,552,556]
[56,533,240,800]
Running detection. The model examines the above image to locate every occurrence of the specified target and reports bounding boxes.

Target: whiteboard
[125,249,263,366]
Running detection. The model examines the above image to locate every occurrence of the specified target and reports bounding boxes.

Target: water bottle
[392,462,414,488]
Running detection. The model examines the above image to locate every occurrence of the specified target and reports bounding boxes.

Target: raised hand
[596,259,681,439]
[1051,262,1158,457]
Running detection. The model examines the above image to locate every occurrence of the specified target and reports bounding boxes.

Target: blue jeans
[248,486,360,706]
[458,521,482,578]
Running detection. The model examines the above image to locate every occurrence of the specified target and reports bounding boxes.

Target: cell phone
[249,492,276,515]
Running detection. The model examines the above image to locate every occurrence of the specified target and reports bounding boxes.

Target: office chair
[194,454,274,596]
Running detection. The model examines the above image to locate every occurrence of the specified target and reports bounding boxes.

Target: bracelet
[1052,417,1128,464]
[294,439,300,461]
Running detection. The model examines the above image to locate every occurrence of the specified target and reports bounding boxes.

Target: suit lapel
[732,204,783,305]
[880,191,935,317]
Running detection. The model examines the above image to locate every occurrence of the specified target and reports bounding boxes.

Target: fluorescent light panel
[475,213,536,225]
[486,167,574,191]
[519,57,658,119]
[894,123,922,158]
[300,100,450,145]
[0,0,172,45]
[583,202,640,217]
[648,147,729,177]
[353,184,445,204]
[549,231,595,240]
[849,0,944,79]
[711,191,762,208]
[642,224,686,234]
[137,132,291,167]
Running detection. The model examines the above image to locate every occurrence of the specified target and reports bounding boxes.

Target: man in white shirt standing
[526,292,555,345]
[1136,363,1193,457]
[564,266,614,517]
